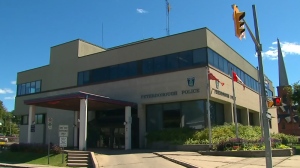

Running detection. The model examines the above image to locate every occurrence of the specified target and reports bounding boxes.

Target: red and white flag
[208,71,224,86]
[232,71,245,90]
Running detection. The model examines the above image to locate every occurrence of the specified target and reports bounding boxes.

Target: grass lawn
[0,151,67,167]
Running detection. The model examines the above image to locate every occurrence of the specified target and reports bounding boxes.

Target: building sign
[213,89,234,99]
[187,77,195,87]
[141,77,200,99]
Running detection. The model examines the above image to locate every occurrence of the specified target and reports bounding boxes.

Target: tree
[0,101,20,135]
[284,81,300,114]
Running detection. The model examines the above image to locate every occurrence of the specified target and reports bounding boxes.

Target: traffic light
[232,4,245,39]
[273,97,282,106]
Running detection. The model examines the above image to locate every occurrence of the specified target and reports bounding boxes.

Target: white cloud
[136,8,148,14]
[0,88,13,94]
[260,41,300,60]
[4,96,15,100]
[11,81,16,85]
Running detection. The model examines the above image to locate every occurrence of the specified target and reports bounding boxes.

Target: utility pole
[232,4,273,168]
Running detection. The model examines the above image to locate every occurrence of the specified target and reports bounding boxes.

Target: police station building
[14,28,278,150]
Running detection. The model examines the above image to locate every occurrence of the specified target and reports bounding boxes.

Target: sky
[0,0,300,112]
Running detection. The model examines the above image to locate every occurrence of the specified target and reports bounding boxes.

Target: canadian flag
[232,71,245,90]
[208,71,224,86]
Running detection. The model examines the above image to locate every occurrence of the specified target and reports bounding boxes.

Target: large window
[77,48,209,86]
[207,48,260,92]
[21,114,45,125]
[146,100,223,132]
[17,80,42,96]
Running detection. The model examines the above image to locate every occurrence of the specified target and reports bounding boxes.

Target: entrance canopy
[24,91,137,111]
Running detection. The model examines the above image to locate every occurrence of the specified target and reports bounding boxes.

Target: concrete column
[125,106,132,150]
[27,105,35,143]
[74,111,78,148]
[241,108,249,126]
[79,99,87,151]
[137,104,146,148]
[224,103,233,124]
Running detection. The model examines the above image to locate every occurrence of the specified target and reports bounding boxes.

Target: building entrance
[87,108,139,149]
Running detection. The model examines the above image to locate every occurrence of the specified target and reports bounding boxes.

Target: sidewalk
[154,151,300,168]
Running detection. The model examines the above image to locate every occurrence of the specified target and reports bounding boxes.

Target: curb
[153,152,200,168]
[0,164,31,168]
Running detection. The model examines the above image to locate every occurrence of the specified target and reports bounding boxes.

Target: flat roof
[24,91,137,111]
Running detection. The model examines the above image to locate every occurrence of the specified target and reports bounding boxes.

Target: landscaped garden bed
[146,123,298,156]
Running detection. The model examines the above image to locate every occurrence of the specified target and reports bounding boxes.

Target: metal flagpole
[206,67,212,149]
[232,69,239,138]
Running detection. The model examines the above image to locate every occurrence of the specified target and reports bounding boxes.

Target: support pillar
[241,108,250,126]
[125,106,132,150]
[224,103,234,123]
[74,111,78,148]
[27,105,35,143]
[79,99,87,151]
[137,104,146,148]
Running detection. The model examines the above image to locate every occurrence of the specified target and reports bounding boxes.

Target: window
[22,115,28,125]
[91,69,101,83]
[78,72,84,85]
[223,60,228,74]
[17,80,42,96]
[208,48,214,65]
[118,63,128,79]
[193,48,207,65]
[209,101,225,126]
[213,52,219,68]
[142,58,153,75]
[154,56,166,73]
[99,67,110,82]
[83,71,90,84]
[269,120,272,129]
[146,104,163,132]
[218,56,224,72]
[181,101,205,129]
[163,103,181,128]
[110,65,119,80]
[167,53,179,70]
[127,62,138,77]
[178,50,193,68]
[35,114,45,124]
[249,112,254,126]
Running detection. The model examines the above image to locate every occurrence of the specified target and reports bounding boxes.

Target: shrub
[271,133,298,145]
[9,143,60,154]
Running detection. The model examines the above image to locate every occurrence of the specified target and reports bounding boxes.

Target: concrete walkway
[154,151,300,168]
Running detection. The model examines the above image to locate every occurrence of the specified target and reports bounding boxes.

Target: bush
[271,133,298,145]
[10,143,61,154]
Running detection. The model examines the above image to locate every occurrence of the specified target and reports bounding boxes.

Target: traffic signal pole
[242,5,273,168]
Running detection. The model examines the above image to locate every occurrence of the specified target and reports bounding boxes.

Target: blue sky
[1,0,299,112]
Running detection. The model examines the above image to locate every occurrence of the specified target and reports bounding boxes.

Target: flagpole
[206,66,212,149]
[232,69,239,138]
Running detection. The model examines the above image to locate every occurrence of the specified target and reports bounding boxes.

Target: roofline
[24,91,137,107]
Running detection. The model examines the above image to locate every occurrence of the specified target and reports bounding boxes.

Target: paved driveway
[93,149,184,168]
[92,149,300,168]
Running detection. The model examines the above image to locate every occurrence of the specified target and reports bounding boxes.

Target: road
[93,149,184,168]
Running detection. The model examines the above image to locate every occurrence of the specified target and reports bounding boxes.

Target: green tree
[284,81,300,114]
[0,101,20,135]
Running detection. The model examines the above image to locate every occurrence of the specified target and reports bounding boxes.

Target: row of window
[21,114,45,125]
[78,48,207,85]
[208,48,260,92]
[146,100,225,132]
[17,80,41,96]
